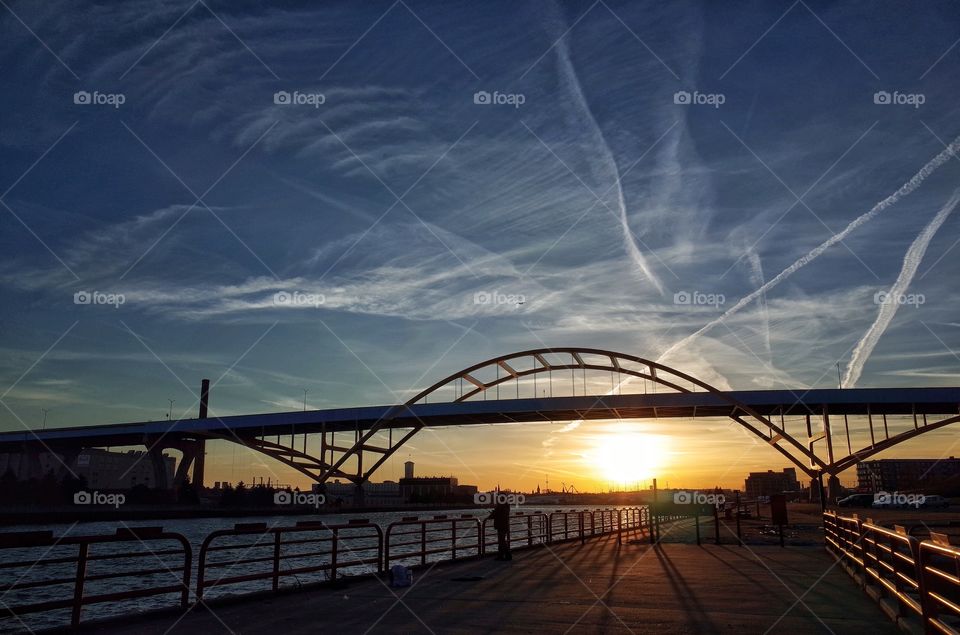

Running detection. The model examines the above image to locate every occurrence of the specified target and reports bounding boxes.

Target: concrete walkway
[85,536,897,634]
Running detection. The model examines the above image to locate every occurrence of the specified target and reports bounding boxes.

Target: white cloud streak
[553,28,665,295]
[660,132,960,361]
[844,188,960,387]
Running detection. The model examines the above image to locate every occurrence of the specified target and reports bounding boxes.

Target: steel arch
[313,347,829,484]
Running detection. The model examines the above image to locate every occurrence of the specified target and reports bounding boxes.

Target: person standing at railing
[489,502,512,561]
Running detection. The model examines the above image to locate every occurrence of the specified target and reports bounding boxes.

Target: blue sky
[1,1,959,489]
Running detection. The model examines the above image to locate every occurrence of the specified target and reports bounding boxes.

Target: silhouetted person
[488,502,511,560]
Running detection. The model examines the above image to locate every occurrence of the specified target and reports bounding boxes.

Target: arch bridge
[1,348,958,495]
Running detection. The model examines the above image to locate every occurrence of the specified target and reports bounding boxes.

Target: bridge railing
[823,511,960,631]
[384,515,482,569]
[0,526,191,630]
[196,520,383,600]
[918,535,960,632]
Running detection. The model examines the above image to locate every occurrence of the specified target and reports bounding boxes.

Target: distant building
[404,460,415,479]
[744,468,800,498]
[317,480,404,505]
[0,448,174,489]
[857,458,960,492]
[75,449,174,490]
[398,476,478,503]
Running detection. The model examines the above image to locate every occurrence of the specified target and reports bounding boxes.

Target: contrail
[660,131,960,361]
[844,188,960,387]
[554,34,665,294]
[747,250,772,359]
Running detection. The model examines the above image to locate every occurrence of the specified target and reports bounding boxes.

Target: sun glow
[590,433,669,486]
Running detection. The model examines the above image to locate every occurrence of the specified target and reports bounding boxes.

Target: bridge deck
[2,387,959,449]
[86,536,896,634]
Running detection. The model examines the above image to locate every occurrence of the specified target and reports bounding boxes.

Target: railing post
[713,504,720,545]
[71,542,88,627]
[331,527,339,582]
[179,537,192,609]
[580,512,585,544]
[452,521,457,561]
[421,523,427,566]
[695,505,701,546]
[272,531,281,592]
[735,492,742,546]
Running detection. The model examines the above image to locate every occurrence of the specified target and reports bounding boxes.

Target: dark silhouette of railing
[0,526,191,628]
[0,506,679,632]
[384,514,482,568]
[196,519,383,600]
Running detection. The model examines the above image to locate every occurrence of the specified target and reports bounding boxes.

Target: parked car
[919,495,951,509]
[837,494,874,508]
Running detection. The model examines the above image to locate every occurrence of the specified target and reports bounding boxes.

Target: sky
[1,0,959,492]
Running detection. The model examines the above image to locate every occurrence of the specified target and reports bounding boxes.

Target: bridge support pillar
[810,475,824,509]
[192,440,205,489]
[193,378,209,489]
[149,447,170,490]
[826,474,842,503]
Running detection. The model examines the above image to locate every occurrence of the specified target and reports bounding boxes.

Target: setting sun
[589,433,670,486]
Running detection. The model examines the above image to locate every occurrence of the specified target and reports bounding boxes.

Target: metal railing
[592,508,618,535]
[0,526,191,629]
[196,519,383,600]
[480,512,548,554]
[0,507,653,632]
[548,510,591,543]
[824,511,960,633]
[384,515,482,569]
